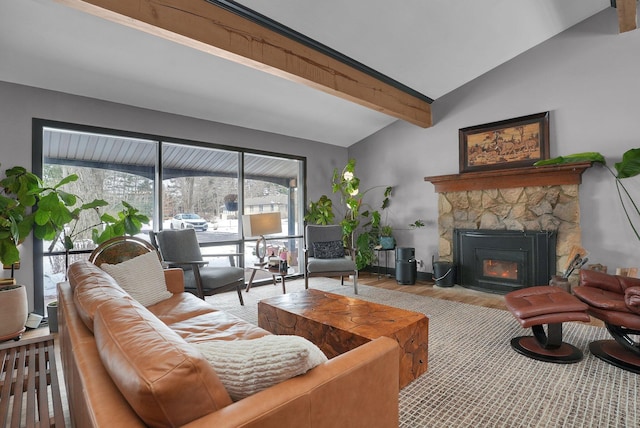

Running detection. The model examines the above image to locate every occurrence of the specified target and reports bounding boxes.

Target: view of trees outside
[38,126,304,313]
[43,164,154,249]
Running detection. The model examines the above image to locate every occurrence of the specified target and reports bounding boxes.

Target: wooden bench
[0,335,66,427]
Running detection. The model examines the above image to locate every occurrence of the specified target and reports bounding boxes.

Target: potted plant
[1,165,149,335]
[331,159,392,270]
[379,225,395,250]
[224,194,238,211]
[0,165,86,340]
[306,159,427,271]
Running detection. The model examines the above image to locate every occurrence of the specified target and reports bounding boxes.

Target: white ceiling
[0,0,611,147]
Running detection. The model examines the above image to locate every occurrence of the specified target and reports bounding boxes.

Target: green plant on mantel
[535,149,640,240]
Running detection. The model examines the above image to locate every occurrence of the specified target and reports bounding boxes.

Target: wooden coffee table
[258,288,429,388]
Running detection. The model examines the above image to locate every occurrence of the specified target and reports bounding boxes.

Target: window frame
[32,118,306,315]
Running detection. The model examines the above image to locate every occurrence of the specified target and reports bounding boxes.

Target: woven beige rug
[209,278,638,428]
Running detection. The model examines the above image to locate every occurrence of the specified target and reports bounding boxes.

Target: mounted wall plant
[535,149,640,240]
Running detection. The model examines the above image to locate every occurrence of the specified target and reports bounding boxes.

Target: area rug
[208,279,639,427]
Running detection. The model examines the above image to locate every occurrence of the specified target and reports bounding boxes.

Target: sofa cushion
[168,310,271,343]
[147,292,217,324]
[100,251,173,307]
[69,260,132,332]
[307,256,356,273]
[93,297,232,428]
[194,335,328,401]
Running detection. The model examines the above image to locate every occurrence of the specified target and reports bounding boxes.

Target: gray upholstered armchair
[304,224,358,294]
[149,229,245,304]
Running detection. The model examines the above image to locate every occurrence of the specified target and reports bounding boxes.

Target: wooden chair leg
[236,285,244,306]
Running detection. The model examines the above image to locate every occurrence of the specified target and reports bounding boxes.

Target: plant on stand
[305,159,426,271]
[0,165,101,339]
[1,164,151,335]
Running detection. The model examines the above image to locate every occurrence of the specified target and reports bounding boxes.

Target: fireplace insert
[453,229,556,294]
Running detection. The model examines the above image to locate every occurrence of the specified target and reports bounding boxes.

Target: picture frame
[458,112,549,173]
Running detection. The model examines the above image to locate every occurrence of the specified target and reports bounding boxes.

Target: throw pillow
[312,240,345,259]
[100,251,173,307]
[194,335,328,401]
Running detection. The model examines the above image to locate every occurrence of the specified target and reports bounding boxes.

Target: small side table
[0,334,66,427]
[246,265,295,294]
[374,248,395,279]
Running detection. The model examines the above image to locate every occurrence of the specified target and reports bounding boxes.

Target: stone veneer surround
[437,184,579,275]
[425,163,592,280]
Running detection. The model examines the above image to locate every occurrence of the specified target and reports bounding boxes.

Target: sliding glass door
[34,119,305,315]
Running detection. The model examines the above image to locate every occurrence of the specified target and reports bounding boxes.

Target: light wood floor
[358,271,508,310]
[358,271,603,327]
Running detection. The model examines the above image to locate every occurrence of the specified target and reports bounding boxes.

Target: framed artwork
[458,112,549,173]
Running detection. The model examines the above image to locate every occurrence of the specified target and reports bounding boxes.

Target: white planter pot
[0,284,29,341]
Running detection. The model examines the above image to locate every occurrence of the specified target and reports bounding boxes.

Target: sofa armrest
[164,268,185,293]
[182,337,400,428]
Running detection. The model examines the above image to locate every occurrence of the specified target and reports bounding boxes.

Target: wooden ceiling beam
[56,0,432,128]
[615,0,637,33]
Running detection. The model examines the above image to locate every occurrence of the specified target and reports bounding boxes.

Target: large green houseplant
[0,165,89,266]
[535,149,640,240]
[305,159,392,270]
[305,159,427,270]
[1,164,150,267]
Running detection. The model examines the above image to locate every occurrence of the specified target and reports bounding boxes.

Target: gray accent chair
[304,224,358,294]
[149,229,245,304]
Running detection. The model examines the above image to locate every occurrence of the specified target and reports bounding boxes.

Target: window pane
[243,153,302,268]
[42,128,156,308]
[162,143,239,243]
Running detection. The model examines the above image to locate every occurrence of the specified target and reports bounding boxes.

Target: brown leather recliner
[573,269,640,374]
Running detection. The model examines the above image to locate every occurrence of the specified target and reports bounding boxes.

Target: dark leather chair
[150,229,245,304]
[573,269,640,373]
[304,224,358,294]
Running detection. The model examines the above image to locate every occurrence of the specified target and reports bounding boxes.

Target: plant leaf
[614,148,640,179]
[534,152,606,166]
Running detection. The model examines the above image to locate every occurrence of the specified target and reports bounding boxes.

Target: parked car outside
[170,213,215,231]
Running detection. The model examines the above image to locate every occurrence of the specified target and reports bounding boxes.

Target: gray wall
[0,81,347,308]
[350,8,640,275]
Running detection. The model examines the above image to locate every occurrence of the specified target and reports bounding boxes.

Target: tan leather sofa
[58,260,400,427]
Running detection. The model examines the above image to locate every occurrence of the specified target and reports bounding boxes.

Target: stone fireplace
[425,163,591,290]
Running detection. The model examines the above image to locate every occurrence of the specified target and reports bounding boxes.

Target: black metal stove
[453,229,556,294]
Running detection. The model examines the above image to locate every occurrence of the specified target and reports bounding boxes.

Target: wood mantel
[425,162,592,193]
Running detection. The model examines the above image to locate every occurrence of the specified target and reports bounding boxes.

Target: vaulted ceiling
[0,0,629,147]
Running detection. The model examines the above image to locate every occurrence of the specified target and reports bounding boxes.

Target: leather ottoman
[505,285,590,363]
